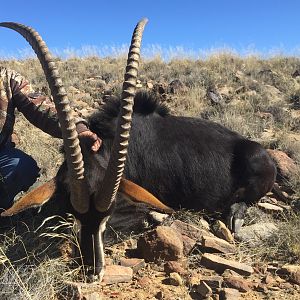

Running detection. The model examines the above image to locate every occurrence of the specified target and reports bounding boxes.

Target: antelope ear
[1,178,56,217]
[119,178,174,214]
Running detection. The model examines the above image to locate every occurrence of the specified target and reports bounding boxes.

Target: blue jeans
[0,144,40,210]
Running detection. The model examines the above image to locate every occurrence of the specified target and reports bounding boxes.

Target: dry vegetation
[1,53,300,299]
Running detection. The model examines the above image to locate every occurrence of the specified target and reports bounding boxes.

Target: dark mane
[133,91,169,116]
[88,91,169,139]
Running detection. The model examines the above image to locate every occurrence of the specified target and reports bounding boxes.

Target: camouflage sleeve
[11,77,89,138]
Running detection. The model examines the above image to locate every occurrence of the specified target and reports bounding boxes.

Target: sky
[0,0,300,59]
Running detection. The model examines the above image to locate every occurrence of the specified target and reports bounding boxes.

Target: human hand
[78,130,102,152]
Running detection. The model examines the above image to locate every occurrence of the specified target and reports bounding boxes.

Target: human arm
[10,77,101,152]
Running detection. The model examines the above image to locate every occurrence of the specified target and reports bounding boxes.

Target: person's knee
[0,150,40,209]
[18,154,40,186]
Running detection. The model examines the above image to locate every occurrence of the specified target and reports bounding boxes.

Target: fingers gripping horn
[94,18,148,212]
[0,22,89,213]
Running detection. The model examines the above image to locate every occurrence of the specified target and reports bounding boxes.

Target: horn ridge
[94,18,148,212]
[0,22,88,213]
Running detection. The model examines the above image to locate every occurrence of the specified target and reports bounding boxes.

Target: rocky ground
[58,194,300,300]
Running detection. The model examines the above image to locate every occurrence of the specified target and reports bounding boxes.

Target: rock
[170,219,212,241]
[187,273,203,287]
[169,272,184,286]
[223,276,253,292]
[169,79,186,94]
[279,282,294,290]
[234,222,278,246]
[281,264,300,285]
[197,281,213,297]
[146,81,154,89]
[120,258,145,273]
[212,220,234,243]
[181,234,197,255]
[199,218,211,230]
[101,265,133,284]
[207,90,224,105]
[219,288,241,300]
[201,253,254,276]
[164,260,187,275]
[292,70,300,78]
[148,211,169,224]
[257,202,283,212]
[201,236,236,254]
[137,226,183,262]
[138,276,152,287]
[201,275,224,291]
[267,149,297,180]
[155,291,164,299]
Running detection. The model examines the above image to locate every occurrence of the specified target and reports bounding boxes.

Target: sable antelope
[0,20,276,279]
[86,90,276,232]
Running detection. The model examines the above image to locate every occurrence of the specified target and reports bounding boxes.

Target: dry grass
[1,52,300,298]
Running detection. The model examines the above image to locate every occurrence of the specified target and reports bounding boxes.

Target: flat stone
[267,149,297,179]
[223,276,253,292]
[181,234,197,255]
[201,253,254,276]
[234,222,278,246]
[257,202,284,212]
[213,220,234,243]
[137,226,183,262]
[197,281,212,297]
[219,288,241,300]
[201,235,236,254]
[120,258,145,273]
[138,276,152,287]
[170,219,212,241]
[164,260,187,275]
[101,265,133,284]
[148,211,169,224]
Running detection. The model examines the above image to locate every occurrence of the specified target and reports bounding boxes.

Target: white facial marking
[97,216,110,282]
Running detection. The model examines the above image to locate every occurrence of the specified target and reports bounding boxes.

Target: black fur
[89,91,276,216]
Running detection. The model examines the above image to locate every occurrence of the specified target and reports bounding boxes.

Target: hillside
[0,54,300,299]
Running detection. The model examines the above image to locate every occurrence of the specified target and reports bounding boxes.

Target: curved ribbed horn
[0,22,89,213]
[94,18,148,212]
